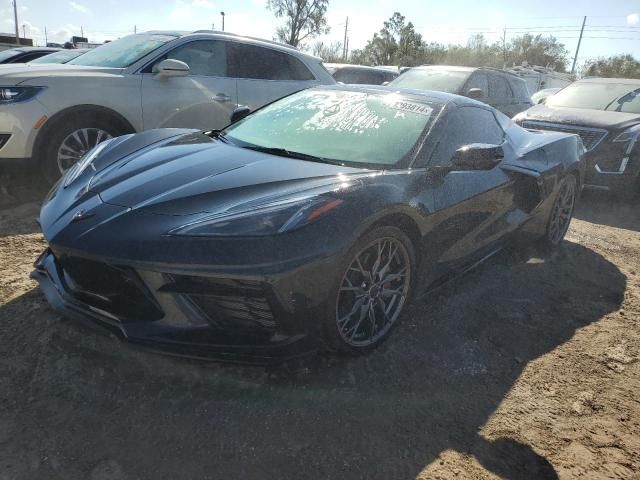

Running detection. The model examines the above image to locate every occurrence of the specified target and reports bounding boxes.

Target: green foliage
[267,0,330,47]
[583,54,640,79]
[348,12,569,71]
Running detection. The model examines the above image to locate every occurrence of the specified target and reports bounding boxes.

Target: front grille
[162,274,277,332]
[190,295,276,329]
[520,120,608,151]
[56,255,164,321]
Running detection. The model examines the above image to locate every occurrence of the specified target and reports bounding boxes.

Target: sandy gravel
[0,189,638,480]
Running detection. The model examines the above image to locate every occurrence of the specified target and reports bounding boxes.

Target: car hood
[518,103,640,130]
[0,64,124,84]
[86,131,371,216]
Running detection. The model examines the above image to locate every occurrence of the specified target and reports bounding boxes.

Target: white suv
[0,31,334,182]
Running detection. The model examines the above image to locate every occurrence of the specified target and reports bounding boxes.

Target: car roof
[12,46,61,53]
[333,64,395,72]
[316,84,482,107]
[140,30,319,60]
[578,77,640,85]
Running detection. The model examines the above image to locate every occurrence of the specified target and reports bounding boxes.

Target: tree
[310,40,343,62]
[267,0,330,47]
[582,54,640,79]
[507,34,568,71]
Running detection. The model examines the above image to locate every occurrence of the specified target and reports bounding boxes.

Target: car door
[422,106,517,275]
[487,72,516,116]
[140,39,238,130]
[227,42,319,111]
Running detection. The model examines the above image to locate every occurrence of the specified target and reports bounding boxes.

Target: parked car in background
[33,85,584,361]
[505,65,572,94]
[0,31,334,183]
[0,47,61,64]
[389,65,533,117]
[325,63,399,84]
[28,49,89,64]
[531,87,562,104]
[514,78,640,200]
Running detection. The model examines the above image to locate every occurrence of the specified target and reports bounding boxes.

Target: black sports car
[514,78,640,200]
[33,86,585,363]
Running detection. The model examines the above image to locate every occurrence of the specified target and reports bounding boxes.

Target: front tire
[541,174,577,248]
[39,113,127,184]
[325,226,416,354]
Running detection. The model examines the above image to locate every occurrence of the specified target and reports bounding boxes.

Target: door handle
[213,93,232,103]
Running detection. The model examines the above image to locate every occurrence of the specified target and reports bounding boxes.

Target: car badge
[71,209,94,222]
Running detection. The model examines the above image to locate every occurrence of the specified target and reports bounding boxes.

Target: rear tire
[39,113,128,185]
[324,226,416,355]
[539,174,577,248]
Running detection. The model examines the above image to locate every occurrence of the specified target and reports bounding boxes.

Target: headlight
[0,86,45,104]
[613,124,640,143]
[169,196,344,237]
[63,137,116,187]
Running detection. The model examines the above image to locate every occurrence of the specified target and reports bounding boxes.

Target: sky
[2,0,640,69]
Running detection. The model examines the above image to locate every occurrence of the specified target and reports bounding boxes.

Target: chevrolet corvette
[32,86,585,362]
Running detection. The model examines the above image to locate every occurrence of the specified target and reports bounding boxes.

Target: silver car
[0,31,334,182]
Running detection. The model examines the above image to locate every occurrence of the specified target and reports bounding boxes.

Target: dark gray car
[389,65,533,117]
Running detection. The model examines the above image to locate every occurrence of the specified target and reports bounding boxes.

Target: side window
[509,79,530,100]
[429,107,504,166]
[488,74,511,98]
[162,40,227,77]
[227,43,314,81]
[465,73,489,96]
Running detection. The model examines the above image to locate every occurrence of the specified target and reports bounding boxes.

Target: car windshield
[389,67,471,93]
[547,82,640,113]
[0,49,21,62]
[68,34,177,68]
[223,89,440,166]
[29,50,83,64]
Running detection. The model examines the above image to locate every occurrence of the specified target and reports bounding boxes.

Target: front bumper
[0,98,49,160]
[31,248,320,364]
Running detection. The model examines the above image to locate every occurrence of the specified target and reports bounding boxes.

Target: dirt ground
[0,176,639,480]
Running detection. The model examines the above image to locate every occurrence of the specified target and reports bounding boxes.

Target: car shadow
[0,241,625,480]
[575,190,640,232]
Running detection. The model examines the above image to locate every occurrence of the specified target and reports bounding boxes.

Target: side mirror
[230,106,251,124]
[450,143,504,171]
[153,59,190,78]
[466,88,484,99]
[382,81,390,86]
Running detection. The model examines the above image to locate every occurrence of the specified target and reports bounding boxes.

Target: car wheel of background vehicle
[541,174,577,248]
[40,114,126,184]
[325,226,416,354]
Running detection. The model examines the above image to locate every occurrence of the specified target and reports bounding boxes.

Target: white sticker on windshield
[389,100,433,116]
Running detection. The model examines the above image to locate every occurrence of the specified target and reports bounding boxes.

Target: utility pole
[44,26,48,45]
[502,28,507,68]
[134,25,137,34]
[343,17,349,61]
[81,25,84,38]
[571,16,586,74]
[220,12,225,31]
[13,0,20,44]
[22,23,26,40]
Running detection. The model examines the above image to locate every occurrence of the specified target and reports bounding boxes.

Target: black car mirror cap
[450,143,504,171]
[466,88,484,99]
[230,106,251,124]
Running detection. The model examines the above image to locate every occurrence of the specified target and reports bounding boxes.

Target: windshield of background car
[29,50,83,64]
[547,81,640,114]
[223,89,441,166]
[0,49,20,62]
[68,34,177,68]
[389,67,471,93]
